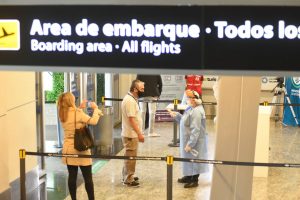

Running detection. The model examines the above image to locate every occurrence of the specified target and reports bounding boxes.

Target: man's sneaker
[123,180,140,187]
[148,132,160,137]
[122,177,139,183]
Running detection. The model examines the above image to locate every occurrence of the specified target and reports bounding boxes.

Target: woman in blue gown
[168,89,208,188]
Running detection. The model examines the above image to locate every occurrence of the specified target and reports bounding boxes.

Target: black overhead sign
[0,5,300,71]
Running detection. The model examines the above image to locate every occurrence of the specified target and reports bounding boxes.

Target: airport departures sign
[0,5,300,71]
[29,19,199,56]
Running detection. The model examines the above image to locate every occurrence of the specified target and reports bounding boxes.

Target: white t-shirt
[121,92,142,138]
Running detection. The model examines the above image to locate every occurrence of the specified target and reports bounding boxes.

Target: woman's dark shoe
[184,182,199,188]
[177,176,191,183]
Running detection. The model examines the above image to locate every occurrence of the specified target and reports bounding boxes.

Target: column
[210,76,261,200]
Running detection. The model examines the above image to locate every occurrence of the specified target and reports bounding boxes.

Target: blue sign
[283,77,300,126]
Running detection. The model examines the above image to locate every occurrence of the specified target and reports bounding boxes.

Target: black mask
[135,88,144,98]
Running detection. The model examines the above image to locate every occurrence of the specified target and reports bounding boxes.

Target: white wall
[203,87,281,117]
[0,71,37,193]
[119,74,136,98]
[210,76,261,199]
[0,72,9,193]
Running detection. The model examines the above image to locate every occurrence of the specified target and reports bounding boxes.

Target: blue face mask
[187,100,193,107]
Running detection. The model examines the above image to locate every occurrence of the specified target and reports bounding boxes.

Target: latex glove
[184,145,192,153]
[167,109,178,118]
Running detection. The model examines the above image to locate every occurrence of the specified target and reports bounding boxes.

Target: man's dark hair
[130,79,141,92]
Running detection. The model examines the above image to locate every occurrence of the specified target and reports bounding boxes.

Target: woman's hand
[184,145,192,152]
[98,109,104,116]
[90,102,98,110]
[79,100,88,109]
[167,109,177,118]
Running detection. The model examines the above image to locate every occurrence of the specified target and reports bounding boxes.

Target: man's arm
[128,117,144,142]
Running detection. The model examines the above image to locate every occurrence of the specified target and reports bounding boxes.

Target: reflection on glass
[86,73,95,116]
[70,73,80,106]
[87,73,94,101]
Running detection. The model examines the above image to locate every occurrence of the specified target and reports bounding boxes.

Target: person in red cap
[185,75,203,97]
[182,75,203,104]
[168,89,208,188]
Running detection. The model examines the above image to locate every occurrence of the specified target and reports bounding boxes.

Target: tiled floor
[45,119,300,200]
[45,155,108,200]
[252,122,300,200]
[65,121,215,200]
[44,130,118,200]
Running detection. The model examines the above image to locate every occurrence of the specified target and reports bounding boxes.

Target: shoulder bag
[74,110,94,151]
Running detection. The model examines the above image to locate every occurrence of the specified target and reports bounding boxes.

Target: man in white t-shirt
[121,79,145,187]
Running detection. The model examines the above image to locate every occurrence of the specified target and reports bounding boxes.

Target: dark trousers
[67,165,94,200]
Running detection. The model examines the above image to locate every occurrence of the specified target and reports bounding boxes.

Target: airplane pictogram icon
[0,27,15,39]
[0,19,20,50]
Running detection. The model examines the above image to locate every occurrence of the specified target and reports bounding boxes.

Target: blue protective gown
[174,105,209,176]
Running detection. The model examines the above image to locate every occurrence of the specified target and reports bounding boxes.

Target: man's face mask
[135,87,144,98]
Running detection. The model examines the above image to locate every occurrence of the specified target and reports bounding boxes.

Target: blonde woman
[57,92,103,200]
